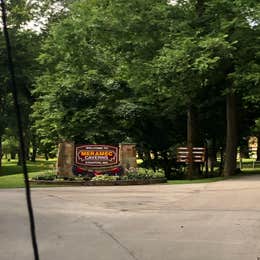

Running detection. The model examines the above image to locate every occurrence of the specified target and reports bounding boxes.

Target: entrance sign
[75,145,119,167]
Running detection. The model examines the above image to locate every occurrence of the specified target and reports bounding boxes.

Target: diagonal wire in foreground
[0,1,40,259]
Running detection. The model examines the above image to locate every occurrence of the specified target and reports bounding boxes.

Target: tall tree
[32,0,260,177]
[0,0,71,164]
[32,0,172,145]
[155,0,260,176]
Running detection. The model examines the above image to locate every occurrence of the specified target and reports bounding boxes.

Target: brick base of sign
[29,178,167,186]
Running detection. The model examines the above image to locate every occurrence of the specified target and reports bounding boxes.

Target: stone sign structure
[119,143,137,169]
[56,142,75,177]
[56,142,137,177]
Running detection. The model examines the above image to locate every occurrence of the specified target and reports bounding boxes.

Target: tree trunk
[185,0,205,179]
[10,150,16,160]
[31,146,37,162]
[205,144,209,176]
[196,0,205,17]
[0,135,2,167]
[207,138,217,173]
[24,133,30,160]
[44,152,49,161]
[240,137,249,159]
[187,106,200,179]
[17,149,22,166]
[162,151,171,179]
[223,89,237,177]
[219,146,224,174]
[31,134,37,162]
[257,135,260,161]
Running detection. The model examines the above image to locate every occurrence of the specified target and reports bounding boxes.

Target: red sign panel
[75,145,119,167]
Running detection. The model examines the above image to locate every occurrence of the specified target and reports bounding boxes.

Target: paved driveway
[1,175,260,260]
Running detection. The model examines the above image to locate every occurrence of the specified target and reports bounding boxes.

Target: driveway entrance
[1,175,260,260]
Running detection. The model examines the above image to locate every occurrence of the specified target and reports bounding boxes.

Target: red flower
[76,167,85,173]
[111,167,120,173]
[94,171,102,176]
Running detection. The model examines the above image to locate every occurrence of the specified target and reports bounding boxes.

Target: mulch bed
[29,178,167,186]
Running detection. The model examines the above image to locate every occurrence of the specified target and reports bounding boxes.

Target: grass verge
[0,159,56,188]
[1,159,260,188]
[167,177,225,185]
[167,168,260,185]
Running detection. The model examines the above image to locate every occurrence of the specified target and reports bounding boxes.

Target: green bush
[124,168,165,180]
[91,175,119,182]
[32,168,165,182]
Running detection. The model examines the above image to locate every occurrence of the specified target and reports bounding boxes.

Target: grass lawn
[166,168,260,185]
[0,159,56,188]
[167,176,226,185]
[238,169,260,175]
[1,159,260,188]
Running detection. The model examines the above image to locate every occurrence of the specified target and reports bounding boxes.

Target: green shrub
[32,168,165,182]
[124,168,165,180]
[91,175,119,182]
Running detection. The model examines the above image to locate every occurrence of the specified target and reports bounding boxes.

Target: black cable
[0,1,40,259]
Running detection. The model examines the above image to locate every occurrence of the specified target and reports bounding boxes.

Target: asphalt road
[1,175,260,260]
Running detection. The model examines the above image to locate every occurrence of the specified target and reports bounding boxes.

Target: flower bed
[29,178,167,186]
[30,168,166,186]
